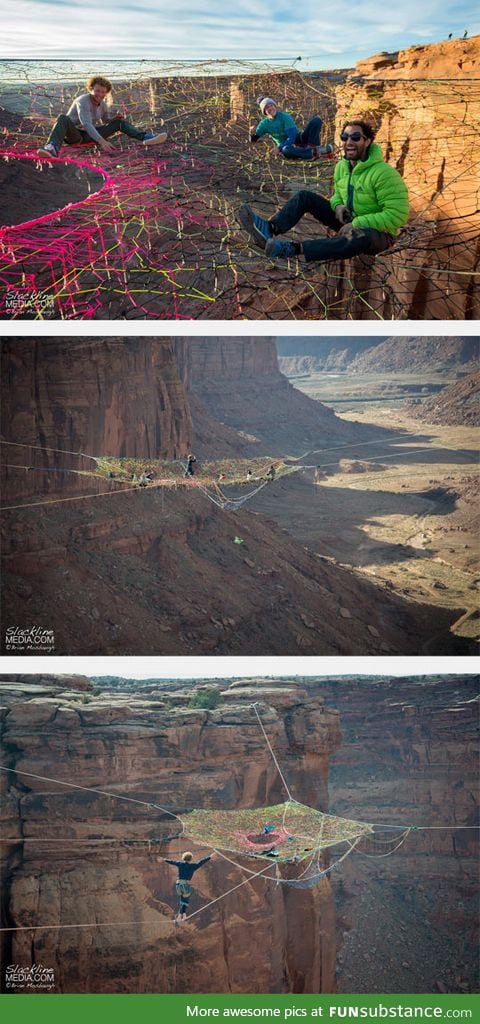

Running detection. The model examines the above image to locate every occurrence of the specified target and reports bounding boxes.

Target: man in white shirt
[38,74,167,158]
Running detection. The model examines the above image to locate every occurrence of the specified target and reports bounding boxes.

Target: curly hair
[342,120,376,140]
[86,76,113,94]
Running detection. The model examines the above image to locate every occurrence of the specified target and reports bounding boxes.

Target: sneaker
[313,143,335,158]
[143,131,168,146]
[313,144,334,159]
[265,238,297,259]
[238,204,273,250]
[37,142,59,159]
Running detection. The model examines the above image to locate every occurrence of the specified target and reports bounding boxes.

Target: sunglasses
[340,131,366,142]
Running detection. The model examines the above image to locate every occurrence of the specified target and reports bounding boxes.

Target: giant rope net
[0,59,478,320]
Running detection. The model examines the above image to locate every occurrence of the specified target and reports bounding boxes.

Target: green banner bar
[2,993,478,1024]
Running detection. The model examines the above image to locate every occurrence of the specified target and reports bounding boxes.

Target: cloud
[2,0,479,62]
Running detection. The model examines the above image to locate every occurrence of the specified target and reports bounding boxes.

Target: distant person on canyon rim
[238,120,409,264]
[37,75,167,159]
[249,96,333,161]
[184,454,197,478]
[165,851,212,925]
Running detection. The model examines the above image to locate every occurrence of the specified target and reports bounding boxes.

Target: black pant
[48,114,147,149]
[279,116,322,160]
[270,189,394,263]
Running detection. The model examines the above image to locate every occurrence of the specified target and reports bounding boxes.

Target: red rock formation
[277,339,381,373]
[334,37,480,319]
[349,338,478,373]
[277,338,477,373]
[1,338,370,501]
[0,339,192,501]
[1,675,476,994]
[188,339,367,452]
[309,676,479,993]
[406,370,480,425]
[1,338,477,656]
[0,679,340,994]
[189,338,279,379]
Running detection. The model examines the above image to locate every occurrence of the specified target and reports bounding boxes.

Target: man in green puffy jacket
[237,120,409,263]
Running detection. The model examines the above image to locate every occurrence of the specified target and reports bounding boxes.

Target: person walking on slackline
[165,851,213,925]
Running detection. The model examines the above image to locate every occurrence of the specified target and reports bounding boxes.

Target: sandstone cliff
[1,336,474,656]
[277,339,381,373]
[0,677,340,994]
[333,36,480,319]
[0,339,192,500]
[189,339,279,379]
[406,370,480,426]
[1,674,477,994]
[310,676,479,993]
[1,338,373,502]
[349,338,478,373]
[276,338,478,374]
[188,338,369,452]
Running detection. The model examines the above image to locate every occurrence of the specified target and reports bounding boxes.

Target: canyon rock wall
[0,339,192,501]
[189,338,279,380]
[1,675,477,994]
[349,338,478,373]
[188,339,368,451]
[277,340,381,373]
[0,338,377,502]
[276,338,478,374]
[0,678,340,994]
[333,36,480,319]
[307,676,479,993]
[406,370,480,426]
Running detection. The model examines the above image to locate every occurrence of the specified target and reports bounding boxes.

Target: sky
[0,656,476,679]
[3,0,479,65]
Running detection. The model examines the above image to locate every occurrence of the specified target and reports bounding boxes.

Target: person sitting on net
[249,96,333,161]
[238,120,409,264]
[165,851,212,925]
[265,465,276,482]
[37,75,168,159]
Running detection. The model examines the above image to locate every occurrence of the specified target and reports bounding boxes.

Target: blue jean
[270,189,394,262]
[279,116,322,160]
[47,114,148,149]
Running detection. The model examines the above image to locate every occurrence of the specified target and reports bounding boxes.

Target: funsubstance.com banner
[2,995,478,1023]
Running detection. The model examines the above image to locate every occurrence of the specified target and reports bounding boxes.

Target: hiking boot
[265,238,297,259]
[313,144,334,159]
[37,142,59,158]
[143,131,168,145]
[238,204,273,249]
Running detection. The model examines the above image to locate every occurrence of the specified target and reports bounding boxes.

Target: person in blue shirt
[249,96,333,161]
[165,851,212,924]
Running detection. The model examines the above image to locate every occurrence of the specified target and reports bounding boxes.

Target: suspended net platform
[180,798,373,862]
[1,59,478,319]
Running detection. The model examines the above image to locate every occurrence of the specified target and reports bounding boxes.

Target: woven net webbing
[180,799,373,861]
[1,59,477,320]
